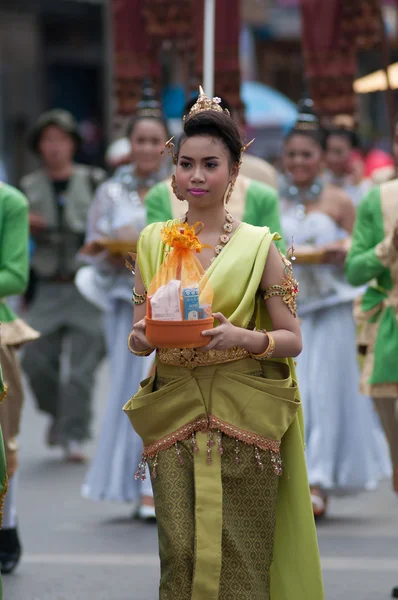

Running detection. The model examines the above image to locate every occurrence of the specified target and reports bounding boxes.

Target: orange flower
[161,222,208,253]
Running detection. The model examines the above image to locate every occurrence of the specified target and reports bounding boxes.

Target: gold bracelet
[127,332,154,356]
[250,330,275,360]
[132,287,147,306]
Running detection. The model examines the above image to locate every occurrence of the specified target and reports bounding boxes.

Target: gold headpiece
[184,86,231,122]
[294,121,319,132]
[293,97,319,132]
[161,86,255,167]
[332,114,356,131]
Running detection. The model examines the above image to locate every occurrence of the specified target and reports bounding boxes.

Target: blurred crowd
[0,82,397,599]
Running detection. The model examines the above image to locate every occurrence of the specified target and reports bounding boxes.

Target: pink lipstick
[189,189,207,196]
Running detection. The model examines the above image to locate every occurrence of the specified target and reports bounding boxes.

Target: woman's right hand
[323,240,350,265]
[130,318,152,352]
[29,213,48,234]
[107,254,127,268]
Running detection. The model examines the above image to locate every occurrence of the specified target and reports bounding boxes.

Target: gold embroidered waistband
[157,346,250,369]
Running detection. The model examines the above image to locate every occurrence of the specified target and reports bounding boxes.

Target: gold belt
[157,346,249,369]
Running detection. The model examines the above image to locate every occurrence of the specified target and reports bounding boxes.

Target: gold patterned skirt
[124,356,300,600]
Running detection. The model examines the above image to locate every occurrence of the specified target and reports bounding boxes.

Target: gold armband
[127,332,155,356]
[263,251,298,318]
[250,330,275,360]
[132,287,147,306]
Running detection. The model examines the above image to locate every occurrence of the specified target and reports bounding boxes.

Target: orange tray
[145,317,214,349]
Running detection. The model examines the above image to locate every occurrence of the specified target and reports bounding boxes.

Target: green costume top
[0,183,38,346]
[124,222,323,600]
[346,179,398,397]
[145,176,286,252]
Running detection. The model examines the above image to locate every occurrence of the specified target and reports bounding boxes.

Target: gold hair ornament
[185,86,230,122]
[239,138,255,169]
[161,136,177,165]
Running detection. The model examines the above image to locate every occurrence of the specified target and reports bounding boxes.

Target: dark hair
[325,127,359,150]
[177,110,242,165]
[126,115,170,140]
[284,126,327,151]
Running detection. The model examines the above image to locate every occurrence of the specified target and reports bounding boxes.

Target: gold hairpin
[242,139,255,153]
[238,138,255,169]
[161,136,177,165]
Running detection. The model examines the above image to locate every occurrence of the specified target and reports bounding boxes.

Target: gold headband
[332,114,356,131]
[293,121,318,132]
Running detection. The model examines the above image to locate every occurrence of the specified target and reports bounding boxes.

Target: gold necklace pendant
[182,211,234,261]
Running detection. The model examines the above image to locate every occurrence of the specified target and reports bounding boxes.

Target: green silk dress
[124,222,324,600]
[346,180,398,398]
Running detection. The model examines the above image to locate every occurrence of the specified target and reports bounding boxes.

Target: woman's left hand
[107,254,128,268]
[323,241,349,265]
[198,312,241,351]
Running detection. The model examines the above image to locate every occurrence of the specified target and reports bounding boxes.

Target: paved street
[3,360,398,600]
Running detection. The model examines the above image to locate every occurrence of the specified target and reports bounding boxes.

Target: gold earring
[225,181,235,205]
[171,174,185,202]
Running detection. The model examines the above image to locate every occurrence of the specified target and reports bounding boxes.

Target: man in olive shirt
[21,110,106,462]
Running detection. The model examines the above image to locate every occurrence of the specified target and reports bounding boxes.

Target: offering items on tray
[151,280,182,321]
[144,222,214,348]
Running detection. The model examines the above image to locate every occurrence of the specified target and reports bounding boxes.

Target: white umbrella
[354,63,398,93]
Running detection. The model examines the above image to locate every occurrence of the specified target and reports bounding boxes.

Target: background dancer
[0,182,39,573]
[280,104,391,518]
[80,85,170,519]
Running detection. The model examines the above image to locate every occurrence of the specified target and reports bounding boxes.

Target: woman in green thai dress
[124,90,324,600]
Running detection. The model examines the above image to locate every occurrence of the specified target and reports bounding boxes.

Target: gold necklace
[182,211,235,262]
